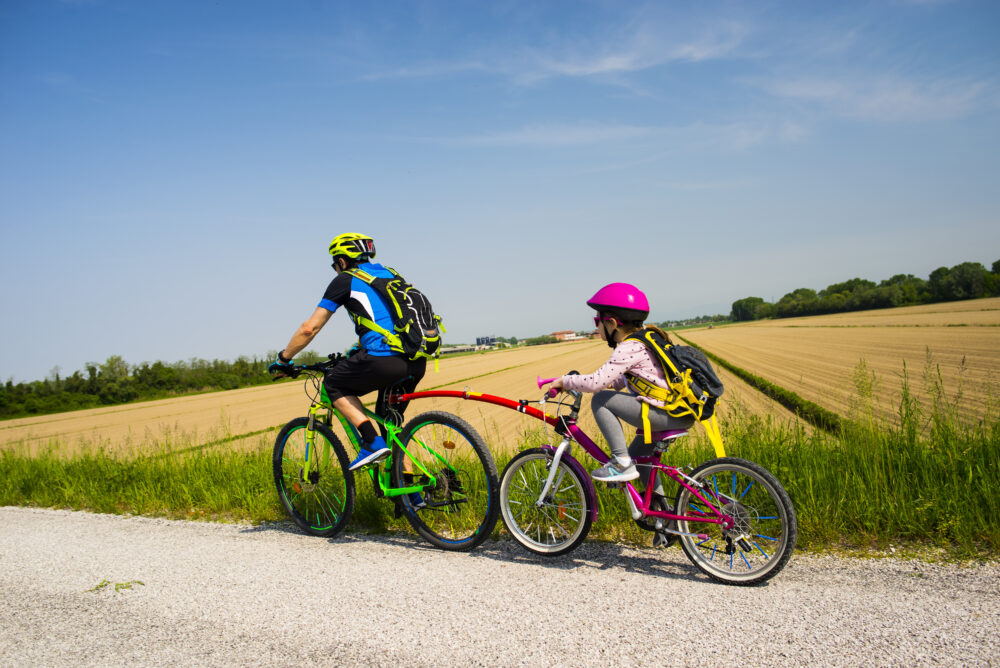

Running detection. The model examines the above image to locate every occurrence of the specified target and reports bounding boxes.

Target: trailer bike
[389,375,796,585]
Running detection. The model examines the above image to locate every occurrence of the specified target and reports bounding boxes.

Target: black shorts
[322,351,426,405]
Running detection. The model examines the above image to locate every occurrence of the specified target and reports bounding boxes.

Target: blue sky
[1,0,998,383]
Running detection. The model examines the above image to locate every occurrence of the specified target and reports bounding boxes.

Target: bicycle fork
[301,406,325,484]
[536,437,575,506]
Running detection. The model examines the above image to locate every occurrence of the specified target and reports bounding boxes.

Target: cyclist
[269,233,427,473]
[549,283,694,484]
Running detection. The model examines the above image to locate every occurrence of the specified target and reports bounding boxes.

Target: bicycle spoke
[675,458,796,585]
[394,412,498,550]
[274,420,353,538]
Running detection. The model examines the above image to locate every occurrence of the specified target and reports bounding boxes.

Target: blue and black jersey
[318,262,398,356]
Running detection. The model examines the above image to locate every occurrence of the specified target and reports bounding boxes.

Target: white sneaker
[591,459,638,482]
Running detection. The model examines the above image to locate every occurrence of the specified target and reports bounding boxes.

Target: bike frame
[391,389,734,532]
[300,383,435,499]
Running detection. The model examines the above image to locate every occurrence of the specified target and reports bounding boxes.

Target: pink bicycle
[394,374,796,585]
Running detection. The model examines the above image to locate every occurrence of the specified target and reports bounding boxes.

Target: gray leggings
[591,390,694,493]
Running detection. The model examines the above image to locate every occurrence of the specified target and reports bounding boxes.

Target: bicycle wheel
[392,411,499,551]
[674,457,796,586]
[499,448,592,556]
[273,417,355,538]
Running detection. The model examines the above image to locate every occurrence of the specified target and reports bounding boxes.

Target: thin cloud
[518,18,750,82]
[359,60,491,81]
[762,74,994,121]
[451,122,657,147]
[360,15,751,85]
[441,118,805,151]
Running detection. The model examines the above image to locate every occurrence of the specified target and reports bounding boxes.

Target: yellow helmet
[328,233,375,261]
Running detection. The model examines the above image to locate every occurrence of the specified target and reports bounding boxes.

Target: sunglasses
[593,315,622,327]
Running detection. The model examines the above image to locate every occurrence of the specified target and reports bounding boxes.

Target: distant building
[441,345,475,355]
[550,330,577,341]
[476,336,497,346]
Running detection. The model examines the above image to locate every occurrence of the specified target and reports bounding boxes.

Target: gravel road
[1,506,997,667]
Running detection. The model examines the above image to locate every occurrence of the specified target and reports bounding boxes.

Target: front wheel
[674,457,796,586]
[392,411,499,551]
[273,418,355,537]
[499,448,593,556]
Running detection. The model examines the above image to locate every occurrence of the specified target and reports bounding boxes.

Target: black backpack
[343,266,444,361]
[625,328,724,421]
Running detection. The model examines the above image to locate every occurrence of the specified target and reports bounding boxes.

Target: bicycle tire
[392,411,499,551]
[674,457,796,586]
[273,417,355,538]
[499,448,593,556]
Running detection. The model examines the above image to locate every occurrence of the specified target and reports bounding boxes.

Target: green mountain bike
[272,354,499,551]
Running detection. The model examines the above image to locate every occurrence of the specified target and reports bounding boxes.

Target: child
[549,283,695,484]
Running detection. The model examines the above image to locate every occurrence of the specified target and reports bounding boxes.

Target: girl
[549,283,695,484]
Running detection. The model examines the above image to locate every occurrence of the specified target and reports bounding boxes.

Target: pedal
[604,482,625,489]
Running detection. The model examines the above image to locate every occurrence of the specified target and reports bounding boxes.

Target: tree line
[0,352,326,420]
[731,260,1000,322]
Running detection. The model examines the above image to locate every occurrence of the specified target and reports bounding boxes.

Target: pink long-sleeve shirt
[560,339,670,407]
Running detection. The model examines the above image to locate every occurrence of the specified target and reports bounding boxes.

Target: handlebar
[275,353,345,379]
[536,376,560,399]
[537,371,581,401]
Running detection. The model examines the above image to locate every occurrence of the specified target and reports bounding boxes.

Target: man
[269,233,426,471]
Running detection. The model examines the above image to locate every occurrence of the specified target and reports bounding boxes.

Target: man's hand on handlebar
[268,353,297,380]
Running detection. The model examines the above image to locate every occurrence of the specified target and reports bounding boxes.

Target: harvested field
[1,340,803,458]
[682,297,1000,424]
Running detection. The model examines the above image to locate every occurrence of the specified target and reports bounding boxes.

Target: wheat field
[1,339,801,457]
[9,298,995,458]
[682,297,1000,424]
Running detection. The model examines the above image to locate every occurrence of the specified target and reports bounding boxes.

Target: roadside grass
[2,356,997,559]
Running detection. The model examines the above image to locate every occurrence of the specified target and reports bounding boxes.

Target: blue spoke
[755,533,778,542]
[740,481,754,499]
[758,515,778,520]
[740,550,751,569]
[753,540,771,559]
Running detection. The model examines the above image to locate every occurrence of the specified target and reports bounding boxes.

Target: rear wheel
[674,457,796,585]
[273,418,354,537]
[392,411,499,551]
[499,448,592,556]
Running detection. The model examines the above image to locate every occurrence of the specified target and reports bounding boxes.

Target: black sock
[358,420,378,446]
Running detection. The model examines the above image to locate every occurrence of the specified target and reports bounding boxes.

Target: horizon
[2,1,998,384]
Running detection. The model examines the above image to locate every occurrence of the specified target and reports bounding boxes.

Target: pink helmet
[586,283,649,323]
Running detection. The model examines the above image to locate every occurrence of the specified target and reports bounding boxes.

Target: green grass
[2,357,998,559]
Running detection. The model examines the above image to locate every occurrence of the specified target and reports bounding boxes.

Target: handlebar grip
[546,387,559,399]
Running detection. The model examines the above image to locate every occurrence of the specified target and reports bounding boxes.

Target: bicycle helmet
[587,283,649,323]
[328,233,376,261]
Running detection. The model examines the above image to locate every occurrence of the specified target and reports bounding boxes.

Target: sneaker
[348,438,390,471]
[591,459,639,482]
[406,492,426,510]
